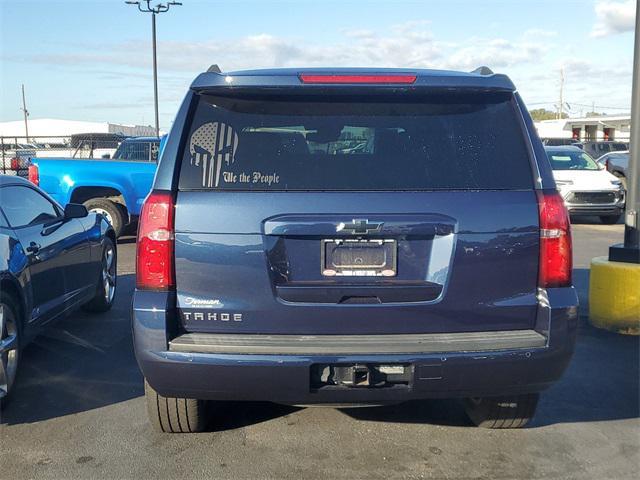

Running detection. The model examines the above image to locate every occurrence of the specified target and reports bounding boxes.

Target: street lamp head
[126,0,181,12]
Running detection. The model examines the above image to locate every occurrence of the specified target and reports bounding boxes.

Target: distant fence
[1,134,126,176]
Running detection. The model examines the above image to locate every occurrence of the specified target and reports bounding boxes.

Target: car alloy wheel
[0,303,19,399]
[103,245,116,304]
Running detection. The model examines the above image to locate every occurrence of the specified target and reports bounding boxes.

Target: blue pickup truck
[29,137,162,236]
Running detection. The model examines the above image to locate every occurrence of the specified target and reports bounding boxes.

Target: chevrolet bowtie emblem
[336,219,384,235]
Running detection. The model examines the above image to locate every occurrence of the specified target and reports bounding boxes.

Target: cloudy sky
[0,0,635,129]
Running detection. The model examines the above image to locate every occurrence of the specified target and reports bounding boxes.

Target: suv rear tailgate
[174,189,539,334]
[173,90,540,336]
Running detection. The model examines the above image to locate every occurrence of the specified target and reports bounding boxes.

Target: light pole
[609,0,639,264]
[588,0,640,334]
[125,0,182,138]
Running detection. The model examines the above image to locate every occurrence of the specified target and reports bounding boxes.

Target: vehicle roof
[191,67,516,91]
[0,175,31,186]
[544,146,585,152]
[600,150,629,156]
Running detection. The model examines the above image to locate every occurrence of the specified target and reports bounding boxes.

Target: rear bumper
[132,288,578,404]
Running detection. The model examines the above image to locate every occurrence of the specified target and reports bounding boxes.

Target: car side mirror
[64,203,88,219]
[102,153,111,159]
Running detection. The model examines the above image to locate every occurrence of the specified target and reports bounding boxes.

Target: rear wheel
[83,198,125,237]
[464,393,539,429]
[83,237,116,313]
[600,215,621,225]
[144,379,210,433]
[0,293,20,409]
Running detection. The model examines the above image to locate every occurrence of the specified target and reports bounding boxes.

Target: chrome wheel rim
[0,303,19,399]
[90,207,113,225]
[102,246,116,304]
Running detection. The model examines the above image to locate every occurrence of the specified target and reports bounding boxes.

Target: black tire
[464,393,539,429]
[0,292,21,410]
[83,198,125,237]
[600,215,621,225]
[144,379,209,433]
[83,237,116,313]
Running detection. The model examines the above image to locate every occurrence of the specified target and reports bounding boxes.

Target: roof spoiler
[206,64,222,74]
[470,66,494,75]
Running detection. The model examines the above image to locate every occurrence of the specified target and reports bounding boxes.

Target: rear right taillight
[136,191,175,290]
[10,157,20,170]
[28,163,39,186]
[537,190,572,288]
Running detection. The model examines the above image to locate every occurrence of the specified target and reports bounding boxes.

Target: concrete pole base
[589,256,640,335]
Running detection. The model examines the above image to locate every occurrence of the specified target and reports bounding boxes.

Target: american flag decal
[189,122,239,187]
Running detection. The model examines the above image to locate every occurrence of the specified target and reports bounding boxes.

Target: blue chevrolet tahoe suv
[132,67,578,432]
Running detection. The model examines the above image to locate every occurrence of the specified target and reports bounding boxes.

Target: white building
[535,115,631,142]
[0,118,156,140]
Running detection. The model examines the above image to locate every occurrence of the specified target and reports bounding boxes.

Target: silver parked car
[600,151,629,191]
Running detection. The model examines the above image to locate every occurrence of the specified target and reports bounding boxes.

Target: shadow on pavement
[533,318,639,427]
[1,274,142,425]
[210,402,300,432]
[573,268,590,315]
[340,399,470,427]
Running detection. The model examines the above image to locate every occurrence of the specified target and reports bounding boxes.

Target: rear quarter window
[178,93,534,191]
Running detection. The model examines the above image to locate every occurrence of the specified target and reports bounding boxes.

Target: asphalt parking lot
[1,218,638,480]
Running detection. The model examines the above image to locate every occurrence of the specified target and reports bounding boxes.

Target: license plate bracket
[321,239,397,277]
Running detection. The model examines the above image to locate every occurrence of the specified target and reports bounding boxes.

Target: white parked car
[544,146,625,224]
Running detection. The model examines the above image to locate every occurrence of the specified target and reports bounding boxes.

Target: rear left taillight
[28,163,39,186]
[136,191,175,290]
[10,157,20,170]
[537,190,572,288]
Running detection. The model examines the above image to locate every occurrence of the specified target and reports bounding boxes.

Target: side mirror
[102,153,111,159]
[64,203,88,219]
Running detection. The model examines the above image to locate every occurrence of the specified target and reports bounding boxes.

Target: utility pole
[21,84,29,142]
[125,0,182,138]
[558,67,564,119]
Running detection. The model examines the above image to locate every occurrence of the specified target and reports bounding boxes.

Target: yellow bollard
[589,256,640,335]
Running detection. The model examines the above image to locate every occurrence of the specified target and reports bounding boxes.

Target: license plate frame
[321,239,397,277]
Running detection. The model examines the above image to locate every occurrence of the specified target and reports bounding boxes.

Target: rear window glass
[178,93,533,191]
